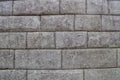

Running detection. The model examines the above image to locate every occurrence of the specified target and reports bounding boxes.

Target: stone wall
[0,0,120,80]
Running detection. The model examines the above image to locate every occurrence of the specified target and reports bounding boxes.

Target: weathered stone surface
[15,50,61,69]
[60,0,85,14]
[0,50,14,68]
[62,49,116,68]
[0,16,40,31]
[87,0,108,14]
[88,32,120,47]
[118,49,120,67]
[9,33,26,48]
[41,15,74,31]
[27,32,55,48]
[0,1,12,15]
[56,32,87,48]
[13,0,59,15]
[85,68,120,80]
[75,15,101,30]
[28,70,83,80]
[109,1,120,14]
[102,16,120,30]
[0,70,26,80]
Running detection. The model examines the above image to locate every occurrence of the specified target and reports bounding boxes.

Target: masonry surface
[0,0,120,80]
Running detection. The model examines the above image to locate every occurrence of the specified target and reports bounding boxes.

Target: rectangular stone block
[60,0,86,14]
[27,32,55,48]
[13,0,59,15]
[41,15,74,31]
[102,16,120,30]
[85,68,120,80]
[0,70,26,80]
[0,50,14,68]
[0,16,40,31]
[87,0,108,14]
[88,32,120,47]
[15,50,61,69]
[109,1,120,14]
[118,49,120,67]
[28,70,83,80]
[75,15,101,31]
[0,1,12,15]
[62,49,116,68]
[56,32,87,48]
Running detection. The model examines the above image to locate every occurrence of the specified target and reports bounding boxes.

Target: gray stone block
[118,49,120,67]
[28,70,83,80]
[75,15,101,31]
[56,32,87,48]
[41,15,74,31]
[62,49,116,68]
[15,50,61,69]
[27,32,55,48]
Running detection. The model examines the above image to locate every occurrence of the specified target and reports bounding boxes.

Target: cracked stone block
[88,32,120,47]
[15,50,61,69]
[62,49,116,68]
[60,0,86,14]
[0,70,26,80]
[102,16,120,30]
[9,33,26,48]
[0,1,12,15]
[75,15,101,31]
[27,32,55,48]
[13,0,59,15]
[109,1,120,14]
[85,68,120,80]
[28,70,83,80]
[56,32,87,48]
[87,0,108,14]
[41,15,74,31]
[0,50,14,68]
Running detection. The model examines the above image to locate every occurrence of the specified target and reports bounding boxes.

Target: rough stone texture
[0,16,40,31]
[0,1,12,15]
[28,70,83,80]
[56,32,87,48]
[102,16,120,30]
[75,15,101,31]
[0,50,14,68]
[118,49,120,67]
[41,15,74,31]
[109,1,120,14]
[27,32,55,48]
[62,49,116,68]
[13,0,59,15]
[15,50,61,69]
[0,70,26,80]
[85,68,120,80]
[87,0,108,14]
[60,0,86,14]
[88,32,120,47]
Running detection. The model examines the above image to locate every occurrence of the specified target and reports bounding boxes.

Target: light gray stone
[75,15,101,31]
[56,32,87,48]
[87,0,108,14]
[27,32,55,48]
[0,70,26,80]
[102,16,120,30]
[13,0,59,15]
[15,50,61,69]
[118,49,120,67]
[88,32,120,47]
[0,50,14,68]
[109,1,120,14]
[9,33,26,48]
[62,49,116,68]
[41,15,74,31]
[28,70,83,80]
[0,1,12,15]
[85,68,120,80]
[60,0,85,14]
